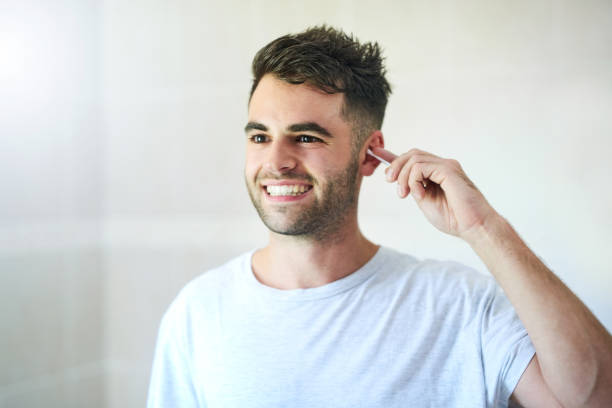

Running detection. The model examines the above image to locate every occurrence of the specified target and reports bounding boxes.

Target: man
[148,26,612,407]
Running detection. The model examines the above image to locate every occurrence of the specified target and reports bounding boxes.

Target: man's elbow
[579,368,612,408]
[559,364,612,408]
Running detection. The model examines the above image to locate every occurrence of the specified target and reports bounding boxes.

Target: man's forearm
[465,215,612,407]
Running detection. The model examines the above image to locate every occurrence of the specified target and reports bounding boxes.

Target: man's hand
[371,146,498,240]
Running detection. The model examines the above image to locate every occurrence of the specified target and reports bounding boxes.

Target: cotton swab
[367,148,391,166]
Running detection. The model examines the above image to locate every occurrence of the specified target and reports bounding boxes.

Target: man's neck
[251,221,379,290]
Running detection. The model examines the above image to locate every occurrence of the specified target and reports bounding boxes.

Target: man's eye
[297,135,321,143]
[250,134,268,143]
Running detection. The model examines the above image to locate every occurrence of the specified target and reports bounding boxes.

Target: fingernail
[397,184,404,197]
[386,168,393,182]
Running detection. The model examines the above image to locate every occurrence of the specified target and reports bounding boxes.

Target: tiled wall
[1,249,105,407]
[0,0,105,406]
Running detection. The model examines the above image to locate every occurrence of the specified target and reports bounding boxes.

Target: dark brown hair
[249,25,392,148]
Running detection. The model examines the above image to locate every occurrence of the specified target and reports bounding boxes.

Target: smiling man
[148,26,612,407]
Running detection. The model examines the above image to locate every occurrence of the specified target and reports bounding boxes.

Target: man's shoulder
[163,250,252,315]
[382,246,487,277]
[379,247,500,322]
[380,246,495,296]
[183,250,252,294]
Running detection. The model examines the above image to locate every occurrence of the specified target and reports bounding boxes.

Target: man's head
[245,26,391,241]
[249,25,392,152]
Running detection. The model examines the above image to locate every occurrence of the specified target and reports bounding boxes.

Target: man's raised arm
[373,146,612,407]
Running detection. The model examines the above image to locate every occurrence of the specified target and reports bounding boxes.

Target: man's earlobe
[361,154,380,177]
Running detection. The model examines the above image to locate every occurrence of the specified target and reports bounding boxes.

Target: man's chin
[256,211,319,236]
[261,218,308,236]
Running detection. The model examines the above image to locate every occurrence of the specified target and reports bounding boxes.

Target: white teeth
[266,185,310,196]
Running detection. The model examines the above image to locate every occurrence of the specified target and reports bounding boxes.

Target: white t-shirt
[147,246,534,408]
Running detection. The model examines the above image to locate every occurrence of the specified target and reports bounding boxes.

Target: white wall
[0,0,106,406]
[2,0,611,406]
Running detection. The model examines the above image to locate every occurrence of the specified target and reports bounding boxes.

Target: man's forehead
[247,76,349,134]
[250,76,344,111]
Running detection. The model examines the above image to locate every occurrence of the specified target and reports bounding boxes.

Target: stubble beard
[246,158,360,242]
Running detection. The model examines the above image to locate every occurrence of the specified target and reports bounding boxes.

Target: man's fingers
[397,162,412,197]
[396,155,428,198]
[392,152,448,199]
[408,162,433,200]
[386,153,411,183]
[380,148,449,198]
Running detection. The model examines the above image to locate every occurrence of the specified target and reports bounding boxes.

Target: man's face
[245,74,361,240]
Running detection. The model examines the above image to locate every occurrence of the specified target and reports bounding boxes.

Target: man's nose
[264,143,297,174]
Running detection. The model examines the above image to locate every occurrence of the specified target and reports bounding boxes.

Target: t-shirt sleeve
[480,282,536,408]
[147,298,202,408]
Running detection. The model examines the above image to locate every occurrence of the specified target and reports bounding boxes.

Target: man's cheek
[244,162,259,181]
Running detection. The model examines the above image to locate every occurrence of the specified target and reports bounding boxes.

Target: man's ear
[360,130,385,177]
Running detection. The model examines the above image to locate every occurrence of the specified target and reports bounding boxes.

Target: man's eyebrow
[244,121,333,137]
[244,122,267,133]
[287,122,332,137]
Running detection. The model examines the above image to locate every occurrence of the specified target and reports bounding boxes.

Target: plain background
[1,0,611,406]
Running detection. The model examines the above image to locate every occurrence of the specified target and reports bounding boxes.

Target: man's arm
[466,214,612,407]
[374,146,612,407]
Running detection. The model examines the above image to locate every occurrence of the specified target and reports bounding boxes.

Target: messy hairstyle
[249,25,392,149]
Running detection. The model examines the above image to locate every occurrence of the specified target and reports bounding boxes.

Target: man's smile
[260,180,314,201]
